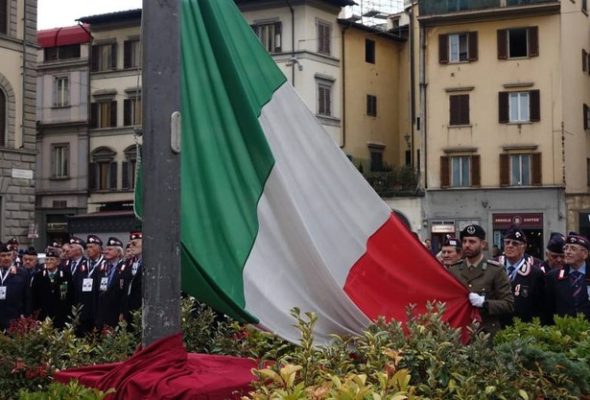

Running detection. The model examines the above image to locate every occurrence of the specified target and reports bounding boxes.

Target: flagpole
[141,0,181,346]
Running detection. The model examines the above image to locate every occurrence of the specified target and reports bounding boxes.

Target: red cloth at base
[55,333,257,399]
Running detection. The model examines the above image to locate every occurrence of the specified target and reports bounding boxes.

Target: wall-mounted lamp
[287,57,303,71]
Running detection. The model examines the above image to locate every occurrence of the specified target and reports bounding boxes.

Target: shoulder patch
[486,259,502,267]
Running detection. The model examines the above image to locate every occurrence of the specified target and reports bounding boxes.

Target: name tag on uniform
[100,277,108,291]
[0,286,6,300]
[82,278,93,292]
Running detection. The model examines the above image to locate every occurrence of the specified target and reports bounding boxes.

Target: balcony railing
[419,0,558,16]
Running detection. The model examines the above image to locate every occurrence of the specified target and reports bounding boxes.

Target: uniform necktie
[70,260,77,274]
[507,266,515,276]
[570,271,584,300]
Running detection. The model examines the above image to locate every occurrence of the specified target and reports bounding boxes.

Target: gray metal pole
[141,0,181,346]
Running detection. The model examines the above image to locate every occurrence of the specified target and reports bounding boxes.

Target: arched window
[89,147,117,191]
[0,89,5,147]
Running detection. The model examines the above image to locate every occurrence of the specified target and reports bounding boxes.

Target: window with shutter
[122,161,129,190]
[123,145,138,190]
[587,159,590,187]
[450,156,471,187]
[529,90,540,122]
[317,21,331,55]
[124,40,140,69]
[471,155,481,187]
[367,95,377,117]
[109,162,118,190]
[439,34,448,64]
[110,101,117,127]
[531,153,542,185]
[449,94,469,125]
[500,27,538,59]
[252,22,282,53]
[497,29,507,60]
[91,43,117,72]
[584,104,590,130]
[88,162,97,191]
[317,80,332,116]
[510,154,532,186]
[448,33,469,63]
[468,31,478,61]
[90,147,117,191]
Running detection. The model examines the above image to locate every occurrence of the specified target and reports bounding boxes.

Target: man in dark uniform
[448,224,514,337]
[30,248,73,329]
[21,247,41,284]
[440,235,462,268]
[96,237,127,329]
[122,231,143,324]
[0,242,31,332]
[540,233,565,274]
[7,238,22,269]
[496,227,547,325]
[545,232,590,322]
[73,234,105,335]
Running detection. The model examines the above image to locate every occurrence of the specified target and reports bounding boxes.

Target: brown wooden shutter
[449,95,459,125]
[91,45,99,71]
[528,26,539,57]
[461,94,470,124]
[497,29,507,60]
[439,34,449,64]
[440,156,450,188]
[500,153,510,186]
[90,103,98,128]
[0,0,7,35]
[122,161,130,190]
[529,90,540,122]
[124,41,131,68]
[471,155,481,187]
[124,99,131,126]
[110,43,117,69]
[531,153,542,185]
[274,22,282,53]
[499,91,509,123]
[0,89,5,147]
[109,162,118,190]
[110,101,117,127]
[583,49,588,73]
[88,162,97,190]
[585,104,589,130]
[468,31,478,61]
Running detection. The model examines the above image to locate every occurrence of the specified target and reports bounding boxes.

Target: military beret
[546,232,565,254]
[460,224,485,240]
[6,238,18,251]
[106,237,123,247]
[87,234,103,246]
[0,242,9,253]
[504,226,527,243]
[129,231,143,241]
[24,246,38,256]
[7,238,18,245]
[565,232,590,250]
[442,235,460,248]
[69,236,86,249]
[45,248,60,258]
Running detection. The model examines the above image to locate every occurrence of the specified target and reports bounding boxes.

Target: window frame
[123,39,141,69]
[507,28,529,59]
[124,96,142,126]
[510,153,532,186]
[91,43,117,72]
[252,22,282,54]
[89,147,117,192]
[450,155,471,187]
[449,94,470,126]
[90,100,117,129]
[448,33,469,63]
[317,80,333,117]
[509,91,530,123]
[51,143,70,179]
[53,75,69,108]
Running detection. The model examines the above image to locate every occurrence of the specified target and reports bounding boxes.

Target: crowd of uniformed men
[0,223,589,337]
[440,225,590,336]
[0,232,143,334]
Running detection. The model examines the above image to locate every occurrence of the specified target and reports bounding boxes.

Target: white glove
[469,292,485,308]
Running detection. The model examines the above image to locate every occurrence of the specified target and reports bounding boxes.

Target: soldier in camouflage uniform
[448,224,514,337]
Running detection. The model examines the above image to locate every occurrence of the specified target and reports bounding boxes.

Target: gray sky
[38,0,142,30]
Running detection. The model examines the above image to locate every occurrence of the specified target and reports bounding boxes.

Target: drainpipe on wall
[285,0,295,87]
[21,0,27,149]
[340,23,349,149]
[408,7,415,168]
[419,23,427,189]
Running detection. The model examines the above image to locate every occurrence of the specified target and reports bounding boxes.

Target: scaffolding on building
[349,0,403,28]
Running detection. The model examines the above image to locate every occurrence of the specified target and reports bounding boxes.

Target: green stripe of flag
[180,0,286,320]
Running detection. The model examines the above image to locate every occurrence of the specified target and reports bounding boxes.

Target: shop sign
[492,213,543,229]
[431,224,455,233]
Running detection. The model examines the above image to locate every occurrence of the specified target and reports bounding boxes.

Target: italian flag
[179,0,473,344]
